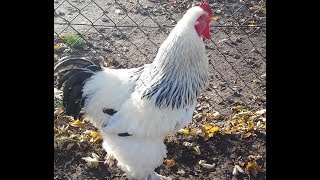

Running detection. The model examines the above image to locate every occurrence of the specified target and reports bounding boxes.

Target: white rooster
[54,2,216,180]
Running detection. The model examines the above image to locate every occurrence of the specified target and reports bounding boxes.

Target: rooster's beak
[209,16,218,21]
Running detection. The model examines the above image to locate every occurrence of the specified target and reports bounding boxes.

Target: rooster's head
[183,2,217,39]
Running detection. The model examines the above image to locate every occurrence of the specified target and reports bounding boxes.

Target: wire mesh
[54,0,266,116]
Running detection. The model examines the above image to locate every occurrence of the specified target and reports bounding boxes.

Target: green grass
[63,34,85,49]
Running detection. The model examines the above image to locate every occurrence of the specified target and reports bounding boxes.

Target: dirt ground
[54,0,266,179]
[54,123,265,180]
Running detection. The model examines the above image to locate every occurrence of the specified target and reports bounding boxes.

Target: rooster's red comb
[199,2,213,16]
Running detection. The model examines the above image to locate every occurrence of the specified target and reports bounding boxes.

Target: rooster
[54,2,216,180]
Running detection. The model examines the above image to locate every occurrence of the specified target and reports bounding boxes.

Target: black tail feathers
[54,57,101,119]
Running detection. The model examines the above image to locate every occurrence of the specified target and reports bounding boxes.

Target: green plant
[63,34,85,49]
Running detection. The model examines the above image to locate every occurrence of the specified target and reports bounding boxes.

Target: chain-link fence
[54,0,266,116]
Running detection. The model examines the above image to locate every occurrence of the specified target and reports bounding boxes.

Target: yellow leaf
[178,129,190,135]
[204,124,219,134]
[190,128,198,134]
[242,132,252,139]
[261,124,266,129]
[245,161,261,177]
[164,159,175,168]
[54,126,60,133]
[223,129,233,135]
[202,124,219,140]
[90,131,102,143]
[247,122,255,131]
[69,120,85,128]
[178,128,198,135]
[54,44,60,50]
[235,105,244,111]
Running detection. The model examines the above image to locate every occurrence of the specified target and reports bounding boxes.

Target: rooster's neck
[135,29,209,109]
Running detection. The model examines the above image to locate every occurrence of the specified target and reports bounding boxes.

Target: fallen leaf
[91,152,100,160]
[232,166,238,175]
[54,126,60,133]
[259,117,266,122]
[198,160,216,169]
[245,161,261,177]
[90,131,102,143]
[164,159,175,168]
[255,109,266,116]
[178,129,190,135]
[234,105,246,112]
[178,128,197,135]
[193,145,201,155]
[182,141,193,147]
[82,153,100,168]
[177,169,185,175]
[202,124,219,139]
[248,154,262,161]
[54,44,60,50]
[54,107,64,116]
[235,165,244,173]
[69,120,85,128]
[242,132,252,139]
[247,122,255,131]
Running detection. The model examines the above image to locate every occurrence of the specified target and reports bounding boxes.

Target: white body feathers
[82,6,209,180]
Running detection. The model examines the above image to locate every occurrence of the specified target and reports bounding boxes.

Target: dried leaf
[54,44,60,50]
[69,120,85,128]
[233,165,245,175]
[242,132,252,139]
[234,105,246,112]
[82,157,99,168]
[54,126,60,133]
[206,112,220,120]
[178,128,197,135]
[193,145,201,155]
[232,166,238,175]
[178,129,190,135]
[204,124,219,133]
[182,141,193,147]
[54,107,64,116]
[198,160,206,165]
[164,159,175,168]
[247,122,255,131]
[90,131,102,143]
[245,161,261,177]
[199,160,216,169]
[248,154,262,161]
[255,109,266,116]
[259,117,266,122]
[177,169,185,175]
[235,165,244,174]
[91,152,100,160]
[202,124,219,139]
